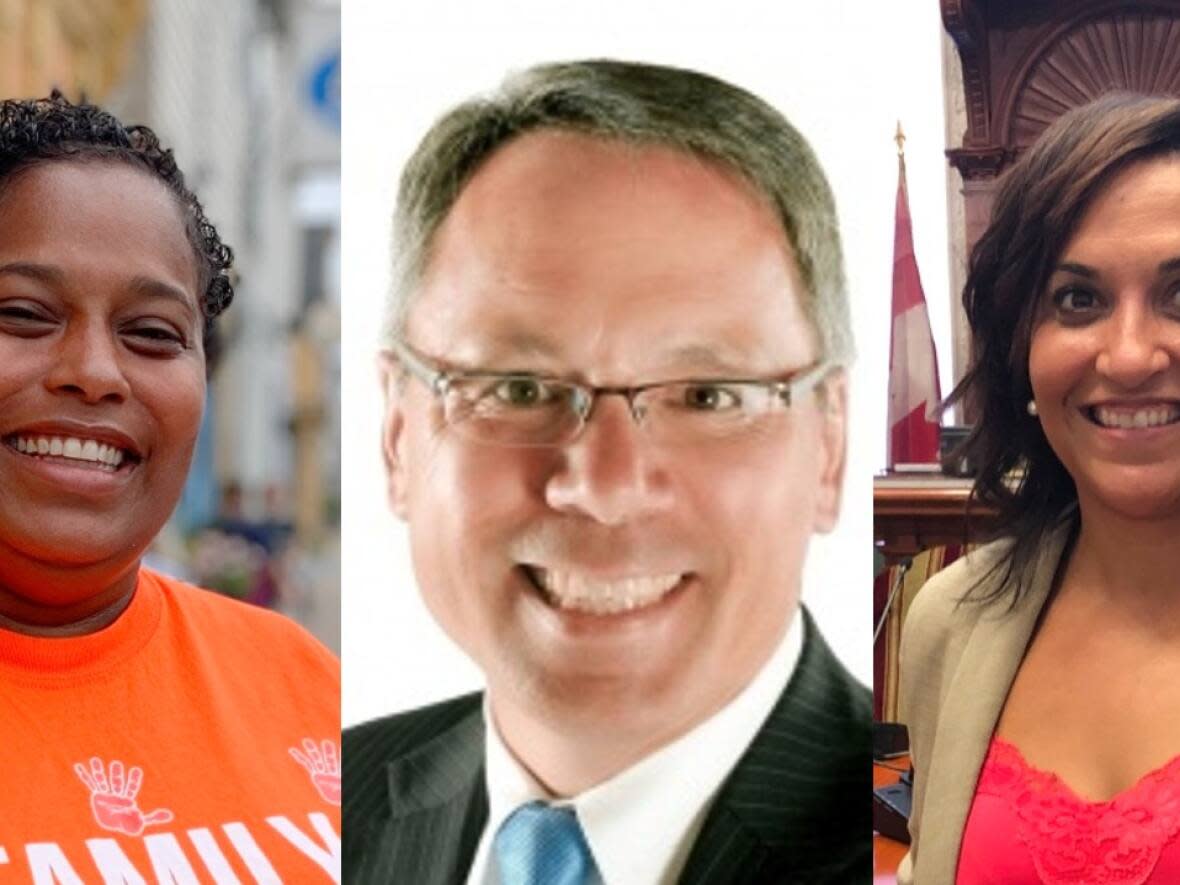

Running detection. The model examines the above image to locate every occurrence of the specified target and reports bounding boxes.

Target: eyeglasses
[387,339,833,448]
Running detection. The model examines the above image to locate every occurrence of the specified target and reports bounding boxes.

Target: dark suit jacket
[343,609,871,884]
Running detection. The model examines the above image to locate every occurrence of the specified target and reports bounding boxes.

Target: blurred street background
[0,0,341,652]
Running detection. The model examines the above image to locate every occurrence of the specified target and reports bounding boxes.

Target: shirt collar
[480,609,803,884]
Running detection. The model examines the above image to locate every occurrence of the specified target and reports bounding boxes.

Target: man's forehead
[406,128,817,374]
[454,129,774,220]
[416,129,801,295]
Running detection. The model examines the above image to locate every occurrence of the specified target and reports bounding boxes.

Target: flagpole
[886,118,943,470]
[895,121,906,190]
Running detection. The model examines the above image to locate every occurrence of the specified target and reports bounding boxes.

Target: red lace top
[957,737,1180,884]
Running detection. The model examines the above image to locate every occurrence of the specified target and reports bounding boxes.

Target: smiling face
[383,132,845,746]
[1029,156,1180,521]
[0,161,205,621]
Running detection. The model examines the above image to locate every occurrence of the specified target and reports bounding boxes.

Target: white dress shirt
[467,610,804,885]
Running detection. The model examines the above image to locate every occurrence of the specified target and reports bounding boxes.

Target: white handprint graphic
[289,737,341,805]
[74,758,174,836]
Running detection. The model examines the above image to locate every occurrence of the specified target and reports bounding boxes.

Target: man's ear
[812,368,847,534]
[378,350,410,520]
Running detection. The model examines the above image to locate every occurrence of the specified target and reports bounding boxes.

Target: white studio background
[342,0,951,727]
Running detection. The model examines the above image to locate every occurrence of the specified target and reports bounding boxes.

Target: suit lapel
[364,707,489,885]
[348,613,871,885]
[917,525,1071,883]
[680,609,871,884]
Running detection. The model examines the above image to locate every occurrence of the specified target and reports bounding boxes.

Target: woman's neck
[1067,500,1180,628]
[0,564,139,637]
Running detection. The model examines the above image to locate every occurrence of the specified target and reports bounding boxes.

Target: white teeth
[1093,405,1180,429]
[533,568,682,615]
[9,435,129,468]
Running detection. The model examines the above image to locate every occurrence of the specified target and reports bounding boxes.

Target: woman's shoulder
[140,566,338,674]
[137,568,339,750]
[897,540,1019,772]
[905,515,1073,653]
[903,539,1012,648]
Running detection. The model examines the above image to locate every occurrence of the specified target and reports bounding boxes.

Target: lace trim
[976,738,1180,885]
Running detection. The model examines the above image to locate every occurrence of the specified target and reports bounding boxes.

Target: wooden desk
[873,754,911,882]
[874,475,999,718]
[874,475,999,564]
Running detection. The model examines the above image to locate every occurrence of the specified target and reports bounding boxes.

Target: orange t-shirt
[0,567,341,883]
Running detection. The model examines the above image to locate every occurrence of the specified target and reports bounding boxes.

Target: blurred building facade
[0,0,341,650]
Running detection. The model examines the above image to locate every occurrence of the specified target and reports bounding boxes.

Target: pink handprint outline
[73,758,174,836]
[289,737,341,805]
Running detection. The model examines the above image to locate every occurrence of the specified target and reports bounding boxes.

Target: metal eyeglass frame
[387,338,835,446]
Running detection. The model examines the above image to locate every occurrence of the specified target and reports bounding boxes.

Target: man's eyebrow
[470,336,785,376]
[658,343,757,374]
[473,331,564,362]
[1159,256,1180,274]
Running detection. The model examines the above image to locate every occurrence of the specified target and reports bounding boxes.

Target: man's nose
[543,393,674,526]
[43,320,132,404]
[1095,302,1171,387]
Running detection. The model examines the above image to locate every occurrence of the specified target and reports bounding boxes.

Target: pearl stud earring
[1027,399,1038,417]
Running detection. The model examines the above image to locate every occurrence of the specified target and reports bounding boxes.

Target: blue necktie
[493,800,599,885]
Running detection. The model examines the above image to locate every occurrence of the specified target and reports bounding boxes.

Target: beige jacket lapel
[899,522,1072,883]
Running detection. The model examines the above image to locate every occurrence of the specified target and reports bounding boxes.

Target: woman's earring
[1027,399,1038,417]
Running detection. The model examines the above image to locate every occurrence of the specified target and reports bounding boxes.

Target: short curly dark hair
[0,91,234,370]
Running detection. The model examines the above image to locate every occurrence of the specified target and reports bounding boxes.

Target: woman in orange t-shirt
[0,93,340,881]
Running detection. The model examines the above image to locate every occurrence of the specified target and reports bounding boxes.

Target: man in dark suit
[345,60,870,884]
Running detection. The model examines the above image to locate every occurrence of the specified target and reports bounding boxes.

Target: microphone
[874,555,912,646]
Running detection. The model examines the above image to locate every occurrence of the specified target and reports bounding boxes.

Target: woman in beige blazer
[898,94,1180,884]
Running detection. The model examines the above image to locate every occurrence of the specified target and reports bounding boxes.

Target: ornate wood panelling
[940,0,1180,305]
[942,0,992,146]
[1006,10,1180,147]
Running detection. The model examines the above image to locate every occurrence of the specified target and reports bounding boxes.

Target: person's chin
[489,570,709,720]
[2,511,152,572]
[503,657,703,739]
[1084,473,1180,522]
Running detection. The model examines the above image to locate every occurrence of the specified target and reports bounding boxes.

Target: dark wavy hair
[0,91,234,371]
[947,92,1180,605]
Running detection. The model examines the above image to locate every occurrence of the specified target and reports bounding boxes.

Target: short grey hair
[389,59,853,365]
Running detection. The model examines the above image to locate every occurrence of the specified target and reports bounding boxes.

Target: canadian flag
[887,150,942,467]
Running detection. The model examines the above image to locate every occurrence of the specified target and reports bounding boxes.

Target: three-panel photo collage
[3,1,1179,882]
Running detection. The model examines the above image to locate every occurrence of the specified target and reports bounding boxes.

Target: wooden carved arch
[1000,4,1180,150]
[943,0,1180,181]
